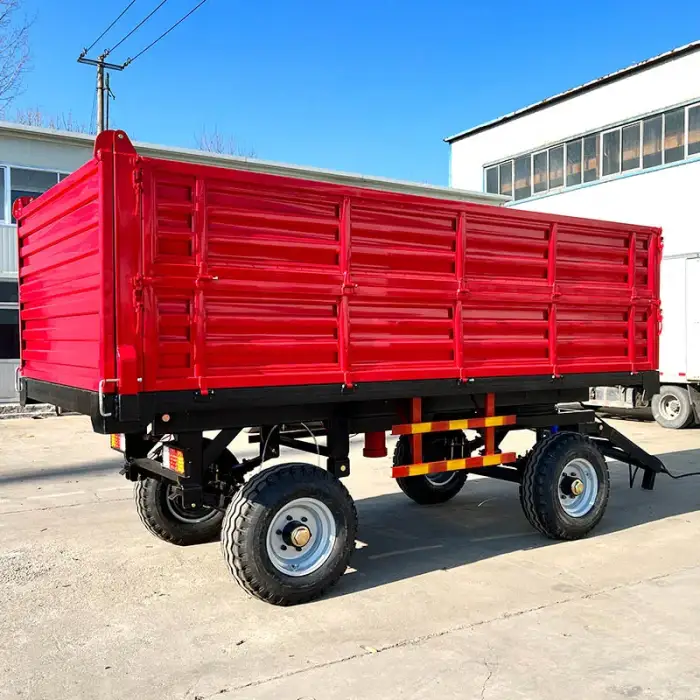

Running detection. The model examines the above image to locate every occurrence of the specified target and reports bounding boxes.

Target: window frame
[565,139,583,188]
[547,145,565,191]
[662,108,686,165]
[687,103,700,157]
[532,149,548,194]
[0,164,69,224]
[621,122,641,172]
[601,127,622,178]
[498,160,514,199]
[484,165,499,194]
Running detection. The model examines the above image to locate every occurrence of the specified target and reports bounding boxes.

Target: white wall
[0,133,92,172]
[511,159,700,257]
[450,50,700,191]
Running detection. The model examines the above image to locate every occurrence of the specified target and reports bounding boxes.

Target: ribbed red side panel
[16,160,112,391]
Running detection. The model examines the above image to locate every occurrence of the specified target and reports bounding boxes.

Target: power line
[104,0,170,58]
[123,0,210,67]
[80,0,139,59]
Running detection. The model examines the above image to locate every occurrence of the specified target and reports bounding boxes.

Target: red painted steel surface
[15,131,662,396]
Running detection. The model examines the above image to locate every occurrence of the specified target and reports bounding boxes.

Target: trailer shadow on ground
[0,459,120,486]
[332,448,700,599]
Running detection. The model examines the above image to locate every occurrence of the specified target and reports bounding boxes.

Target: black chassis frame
[22,371,663,509]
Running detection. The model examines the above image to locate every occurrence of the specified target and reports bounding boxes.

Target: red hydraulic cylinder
[363,431,387,458]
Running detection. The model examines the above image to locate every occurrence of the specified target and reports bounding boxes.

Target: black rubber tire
[520,432,610,541]
[133,439,239,546]
[220,463,357,606]
[134,477,225,546]
[651,385,695,429]
[393,432,469,505]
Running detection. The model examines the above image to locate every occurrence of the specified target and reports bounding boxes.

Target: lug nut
[286,515,292,521]
[276,529,282,536]
[301,517,308,522]
[281,545,287,551]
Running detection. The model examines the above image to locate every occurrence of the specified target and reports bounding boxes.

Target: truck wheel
[520,432,610,541]
[221,463,357,606]
[134,439,240,546]
[134,477,224,546]
[393,432,468,505]
[651,386,694,429]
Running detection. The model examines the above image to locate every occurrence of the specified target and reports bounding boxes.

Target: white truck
[588,253,700,428]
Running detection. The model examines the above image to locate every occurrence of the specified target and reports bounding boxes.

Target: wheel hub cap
[558,458,599,518]
[266,498,337,577]
[570,478,584,496]
[289,524,312,548]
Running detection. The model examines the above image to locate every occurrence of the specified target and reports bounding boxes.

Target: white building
[447,41,700,426]
[448,41,700,256]
[0,122,500,402]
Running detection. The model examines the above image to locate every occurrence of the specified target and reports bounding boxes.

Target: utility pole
[96,59,104,132]
[77,54,124,134]
[105,73,113,130]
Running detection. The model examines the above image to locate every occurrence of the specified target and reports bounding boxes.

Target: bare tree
[13,107,91,133]
[196,126,255,158]
[0,0,30,114]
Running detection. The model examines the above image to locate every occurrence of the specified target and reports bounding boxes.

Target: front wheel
[520,432,610,541]
[221,463,357,606]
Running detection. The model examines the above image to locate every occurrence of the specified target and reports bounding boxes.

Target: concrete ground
[1,416,700,699]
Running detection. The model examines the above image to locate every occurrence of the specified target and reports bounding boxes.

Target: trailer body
[16,131,661,428]
[14,132,667,606]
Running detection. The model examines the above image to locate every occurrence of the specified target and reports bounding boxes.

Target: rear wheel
[134,477,224,546]
[393,432,469,505]
[221,463,357,606]
[651,385,694,429]
[520,432,610,541]
[134,438,240,546]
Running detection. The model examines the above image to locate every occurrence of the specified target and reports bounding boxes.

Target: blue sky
[15,0,700,184]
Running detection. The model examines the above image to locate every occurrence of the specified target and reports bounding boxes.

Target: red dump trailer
[16,130,666,605]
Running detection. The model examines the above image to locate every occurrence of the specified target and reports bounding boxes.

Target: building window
[565,140,582,187]
[583,134,599,182]
[664,108,685,163]
[485,166,499,194]
[533,151,548,193]
[548,146,564,189]
[0,281,18,303]
[10,168,61,223]
[481,100,700,201]
[0,307,19,360]
[499,161,513,197]
[689,105,700,157]
[602,129,621,176]
[622,123,641,172]
[642,116,663,168]
[513,156,531,200]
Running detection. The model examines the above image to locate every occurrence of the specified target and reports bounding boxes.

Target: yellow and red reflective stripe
[392,414,516,436]
[392,451,517,479]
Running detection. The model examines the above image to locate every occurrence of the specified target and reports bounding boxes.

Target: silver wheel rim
[425,472,457,487]
[659,394,681,421]
[558,458,599,518]
[266,497,337,577]
[165,484,219,524]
